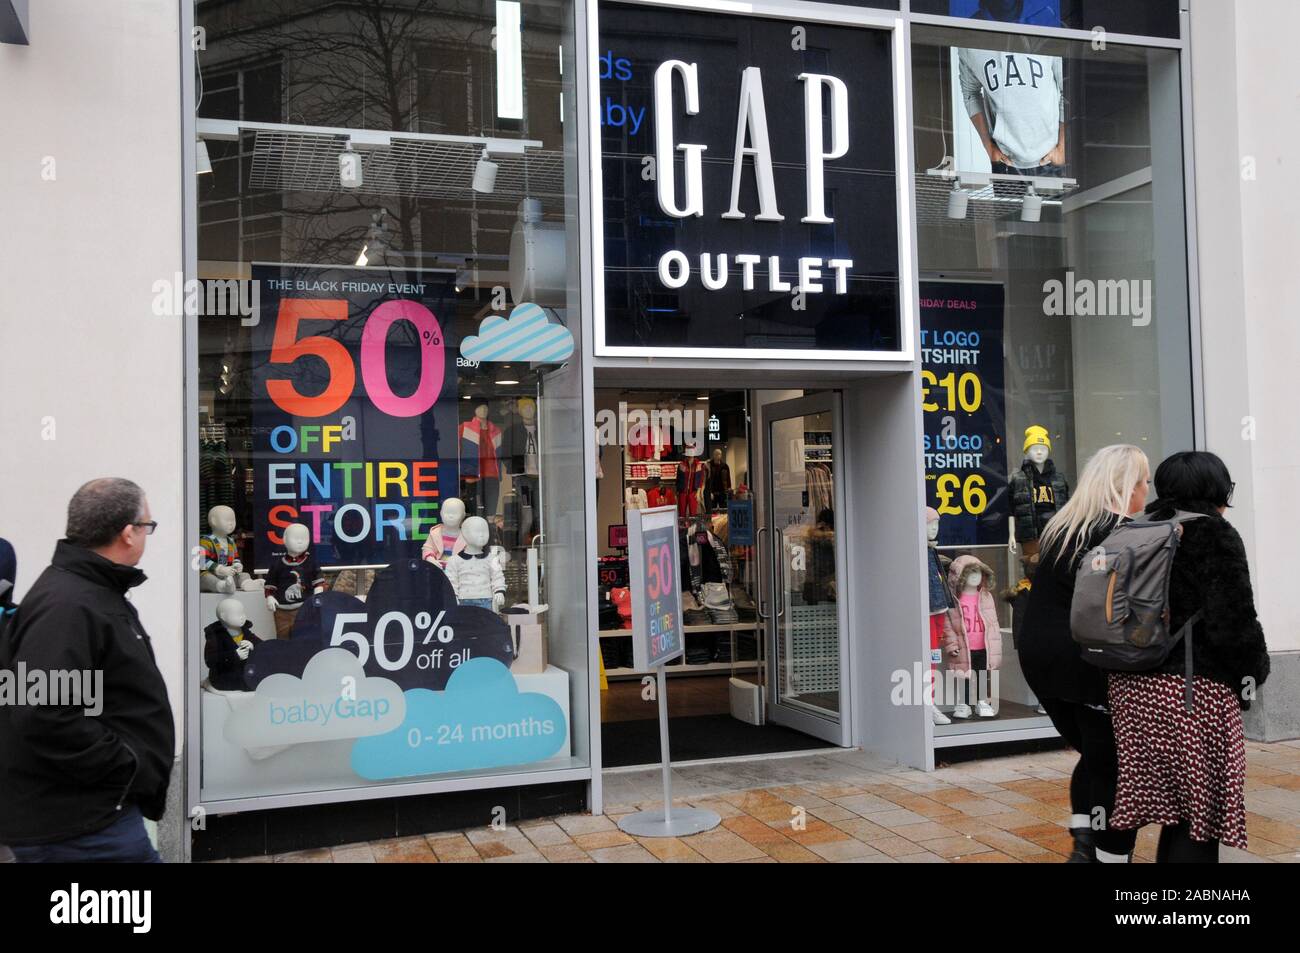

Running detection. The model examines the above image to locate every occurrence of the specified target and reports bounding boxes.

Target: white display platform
[199,654,572,801]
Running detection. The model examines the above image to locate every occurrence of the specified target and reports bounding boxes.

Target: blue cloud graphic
[350,657,566,779]
[460,303,574,363]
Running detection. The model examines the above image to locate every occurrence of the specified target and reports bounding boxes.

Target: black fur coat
[1149,503,1270,708]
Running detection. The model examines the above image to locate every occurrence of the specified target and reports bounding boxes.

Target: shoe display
[952,703,972,719]
[976,700,996,717]
[931,706,951,725]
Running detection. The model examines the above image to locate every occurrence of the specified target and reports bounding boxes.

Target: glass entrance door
[759,393,849,745]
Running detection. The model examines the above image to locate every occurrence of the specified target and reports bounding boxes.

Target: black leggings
[1156,822,1219,863]
[1037,697,1137,856]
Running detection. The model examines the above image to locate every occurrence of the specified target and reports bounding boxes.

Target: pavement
[217,739,1300,863]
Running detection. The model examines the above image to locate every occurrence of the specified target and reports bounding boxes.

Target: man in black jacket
[0,478,174,862]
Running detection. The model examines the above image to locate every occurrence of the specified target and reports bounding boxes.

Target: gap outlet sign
[596,2,905,357]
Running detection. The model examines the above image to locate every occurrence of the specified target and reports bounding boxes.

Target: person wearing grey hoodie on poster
[958,44,1066,176]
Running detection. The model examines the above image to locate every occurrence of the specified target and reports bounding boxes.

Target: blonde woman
[1019,444,1150,863]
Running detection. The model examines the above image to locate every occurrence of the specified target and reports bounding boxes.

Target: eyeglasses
[132,521,158,535]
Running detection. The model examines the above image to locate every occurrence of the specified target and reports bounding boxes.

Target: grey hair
[66,478,146,547]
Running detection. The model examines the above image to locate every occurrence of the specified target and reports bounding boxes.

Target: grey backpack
[1070,513,1203,707]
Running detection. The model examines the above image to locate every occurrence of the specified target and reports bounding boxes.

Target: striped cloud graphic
[460,303,574,363]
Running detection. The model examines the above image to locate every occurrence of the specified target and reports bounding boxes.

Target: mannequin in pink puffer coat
[941,554,1003,674]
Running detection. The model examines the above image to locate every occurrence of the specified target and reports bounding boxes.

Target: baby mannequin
[203,597,261,690]
[421,497,469,568]
[264,523,326,638]
[200,505,252,593]
[443,515,506,611]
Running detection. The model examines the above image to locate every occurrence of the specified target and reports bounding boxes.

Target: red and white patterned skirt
[1108,672,1248,849]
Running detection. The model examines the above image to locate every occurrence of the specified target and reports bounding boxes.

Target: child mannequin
[203,597,261,690]
[264,523,326,638]
[942,555,1002,718]
[443,516,506,611]
[421,497,468,568]
[924,507,954,725]
[199,505,253,593]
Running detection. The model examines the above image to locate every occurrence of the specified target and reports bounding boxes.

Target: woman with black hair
[1108,451,1270,863]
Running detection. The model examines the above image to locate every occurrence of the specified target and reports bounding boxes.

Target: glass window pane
[911,25,1192,734]
[194,0,588,802]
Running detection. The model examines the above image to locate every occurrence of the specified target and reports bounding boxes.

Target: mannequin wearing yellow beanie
[1009,424,1070,572]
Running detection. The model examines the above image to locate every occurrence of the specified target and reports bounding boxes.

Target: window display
[913,25,1194,735]
[193,0,588,803]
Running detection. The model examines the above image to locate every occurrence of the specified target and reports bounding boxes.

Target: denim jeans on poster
[10,806,161,863]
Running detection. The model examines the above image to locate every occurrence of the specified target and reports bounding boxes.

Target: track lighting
[947,183,968,220]
[472,149,499,194]
[1021,185,1042,223]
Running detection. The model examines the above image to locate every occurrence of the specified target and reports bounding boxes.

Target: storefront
[4,0,1229,860]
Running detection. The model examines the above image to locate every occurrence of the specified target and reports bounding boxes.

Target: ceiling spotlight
[1021,185,1042,223]
[196,138,212,175]
[339,143,363,189]
[472,148,499,194]
[946,183,968,220]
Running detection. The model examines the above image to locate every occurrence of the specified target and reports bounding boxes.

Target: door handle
[756,525,770,621]
[774,528,786,620]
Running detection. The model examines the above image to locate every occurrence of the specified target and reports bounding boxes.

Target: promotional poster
[250,264,461,567]
[920,280,1008,546]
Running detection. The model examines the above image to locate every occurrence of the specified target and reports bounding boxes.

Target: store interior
[594,386,836,767]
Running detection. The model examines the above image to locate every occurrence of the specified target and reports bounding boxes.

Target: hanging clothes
[459,416,503,479]
[806,463,833,517]
[676,456,706,517]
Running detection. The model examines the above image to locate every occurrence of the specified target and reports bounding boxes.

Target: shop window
[193,0,588,802]
[911,26,1193,735]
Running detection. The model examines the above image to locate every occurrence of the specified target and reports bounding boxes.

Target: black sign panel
[598,2,901,354]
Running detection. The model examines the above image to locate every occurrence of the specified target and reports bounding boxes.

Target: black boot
[1067,827,1096,863]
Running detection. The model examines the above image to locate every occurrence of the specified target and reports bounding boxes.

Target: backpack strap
[1168,511,1206,709]
[1173,609,1203,711]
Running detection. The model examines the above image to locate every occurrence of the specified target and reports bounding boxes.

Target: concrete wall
[0,1,185,740]
[1191,0,1300,736]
